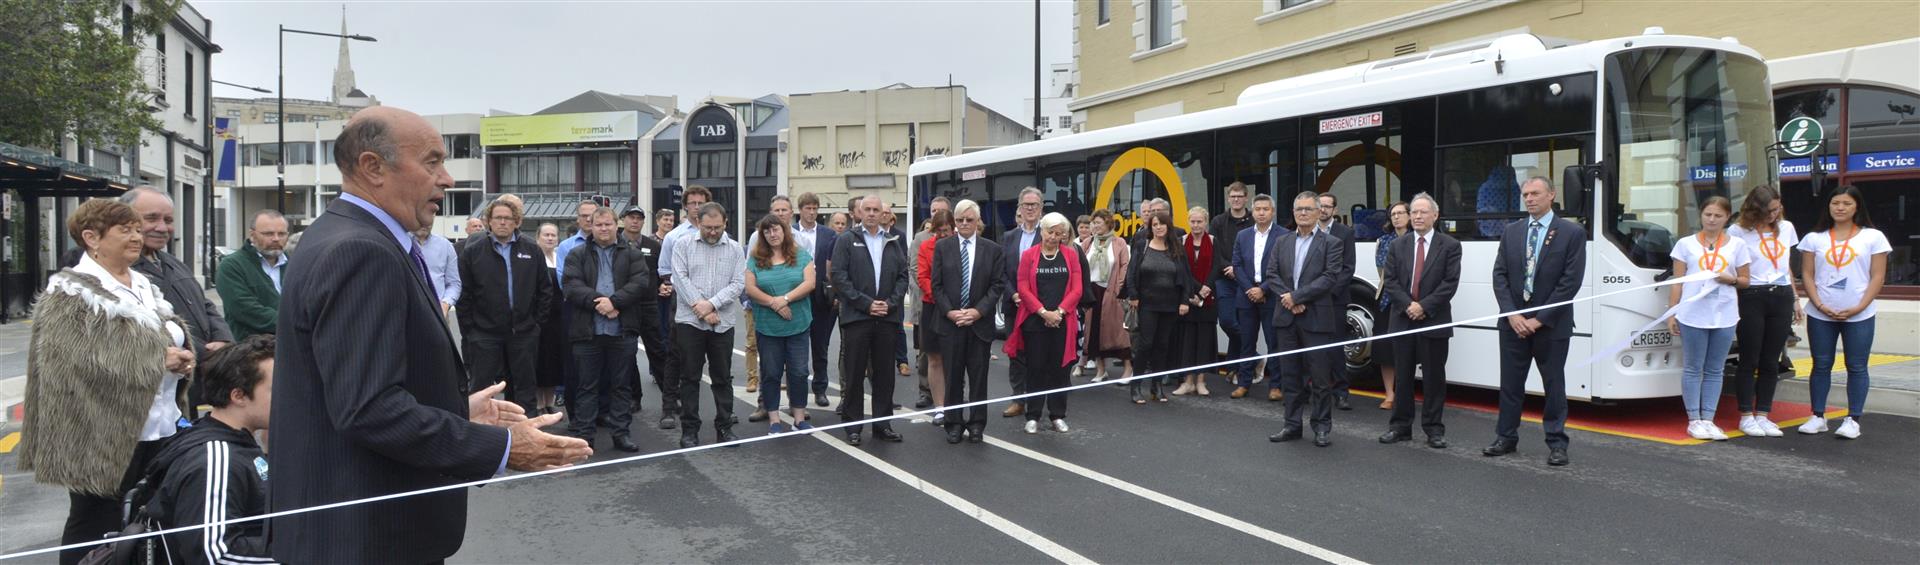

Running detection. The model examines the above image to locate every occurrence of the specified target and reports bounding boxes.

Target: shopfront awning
[0,140,136,198]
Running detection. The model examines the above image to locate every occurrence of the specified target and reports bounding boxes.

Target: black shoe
[573,434,596,450]
[967,428,985,443]
[814,392,830,407]
[1547,448,1570,466]
[659,415,678,430]
[630,399,643,414]
[1268,427,1304,442]
[916,394,934,409]
[1426,436,1449,449]
[1313,431,1332,447]
[1378,429,1413,444]
[747,408,769,423]
[716,427,739,446]
[1335,396,1353,411]
[679,432,699,449]
[946,427,965,444]
[1482,441,1518,457]
[874,427,904,442]
[612,436,640,453]
[845,431,863,446]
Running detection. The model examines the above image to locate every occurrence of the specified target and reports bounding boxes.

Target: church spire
[330,4,356,104]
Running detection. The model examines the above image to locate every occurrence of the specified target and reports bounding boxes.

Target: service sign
[482,111,641,147]
[1318,111,1383,134]
[687,106,738,145]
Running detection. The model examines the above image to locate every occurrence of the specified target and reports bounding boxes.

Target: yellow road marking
[1344,390,1851,446]
[1789,353,1918,378]
[0,431,18,453]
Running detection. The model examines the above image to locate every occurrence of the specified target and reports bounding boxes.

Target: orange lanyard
[1825,227,1858,269]
[1696,232,1728,273]
[1758,228,1785,269]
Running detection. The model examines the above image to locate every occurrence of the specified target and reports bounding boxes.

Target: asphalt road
[4,326,1916,564]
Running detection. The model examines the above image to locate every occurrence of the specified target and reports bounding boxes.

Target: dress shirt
[491,234,520,304]
[671,233,747,332]
[1252,223,1274,283]
[861,224,889,291]
[417,234,462,305]
[1292,230,1316,288]
[261,252,288,293]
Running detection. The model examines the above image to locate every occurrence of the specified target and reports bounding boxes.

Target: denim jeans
[1806,317,1875,418]
[1678,324,1736,421]
[570,334,637,438]
[758,332,811,412]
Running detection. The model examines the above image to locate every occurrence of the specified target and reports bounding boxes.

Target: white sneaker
[932,412,945,425]
[1023,420,1039,434]
[1738,416,1767,438]
[1705,422,1729,441]
[1052,419,1070,433]
[1758,417,1784,437]
[1798,415,1829,434]
[1835,417,1861,439]
[1687,420,1714,440]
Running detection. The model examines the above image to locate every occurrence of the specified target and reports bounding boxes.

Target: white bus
[907,30,1775,402]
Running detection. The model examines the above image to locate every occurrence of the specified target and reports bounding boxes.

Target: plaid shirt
[670,232,746,332]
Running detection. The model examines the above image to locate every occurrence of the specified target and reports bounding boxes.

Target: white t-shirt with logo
[1727,221,1798,287]
[1797,227,1892,322]
[1669,232,1751,329]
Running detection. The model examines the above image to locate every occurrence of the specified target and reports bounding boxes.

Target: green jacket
[216,242,284,338]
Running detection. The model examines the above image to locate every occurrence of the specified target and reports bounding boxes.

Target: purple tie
[410,244,439,302]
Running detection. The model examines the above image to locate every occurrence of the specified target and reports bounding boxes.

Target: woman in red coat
[1005,212,1084,434]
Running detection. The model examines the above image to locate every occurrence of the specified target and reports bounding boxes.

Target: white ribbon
[0,269,1721,562]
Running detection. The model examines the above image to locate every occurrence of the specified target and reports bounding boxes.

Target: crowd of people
[14,105,1893,563]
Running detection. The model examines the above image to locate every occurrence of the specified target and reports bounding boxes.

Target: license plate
[1631,329,1673,348]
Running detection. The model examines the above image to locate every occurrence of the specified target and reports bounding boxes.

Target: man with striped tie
[1486,177,1586,467]
[931,200,1006,444]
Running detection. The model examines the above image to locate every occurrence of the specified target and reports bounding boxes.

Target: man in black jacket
[146,335,276,565]
[619,205,673,420]
[1210,183,1255,379]
[832,195,913,446]
[123,187,234,406]
[999,188,1043,417]
[1315,192,1359,410]
[932,199,1005,444]
[1377,194,1462,449]
[563,207,657,452]
[458,198,557,414]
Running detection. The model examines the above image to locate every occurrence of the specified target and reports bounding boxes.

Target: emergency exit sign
[1319,111,1383,134]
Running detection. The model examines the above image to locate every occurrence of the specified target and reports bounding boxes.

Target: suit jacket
[455,234,556,336]
[930,234,1005,342]
[802,222,837,302]
[133,250,233,356]
[270,199,510,564]
[562,240,658,341]
[1232,224,1283,300]
[1000,225,1041,294]
[831,226,912,325]
[1322,221,1359,284]
[215,242,282,339]
[1381,231,1462,337]
[1492,214,1586,339]
[1262,230,1345,333]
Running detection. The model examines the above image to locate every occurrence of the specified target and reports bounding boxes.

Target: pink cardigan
[1003,244,1084,366]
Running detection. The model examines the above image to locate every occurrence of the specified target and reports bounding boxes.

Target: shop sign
[481,111,640,147]
[688,106,738,145]
[1778,117,1824,157]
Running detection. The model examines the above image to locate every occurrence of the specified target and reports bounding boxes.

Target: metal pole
[1034,0,1042,141]
[276,25,285,213]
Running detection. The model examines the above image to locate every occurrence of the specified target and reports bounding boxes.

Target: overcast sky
[197,1,1075,125]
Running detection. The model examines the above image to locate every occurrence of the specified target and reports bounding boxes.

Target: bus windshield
[1604,48,1772,270]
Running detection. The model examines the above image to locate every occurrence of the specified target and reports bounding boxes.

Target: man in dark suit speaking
[272,107,591,563]
[1484,177,1586,467]
[1377,193,1462,449]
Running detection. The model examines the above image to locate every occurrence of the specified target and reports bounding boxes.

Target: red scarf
[1184,233,1214,307]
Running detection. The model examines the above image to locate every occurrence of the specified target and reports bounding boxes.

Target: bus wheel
[1344,290,1383,388]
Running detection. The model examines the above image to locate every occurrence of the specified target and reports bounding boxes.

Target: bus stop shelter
[0,141,134,322]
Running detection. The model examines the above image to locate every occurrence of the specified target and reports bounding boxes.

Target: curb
[1774,377,1920,420]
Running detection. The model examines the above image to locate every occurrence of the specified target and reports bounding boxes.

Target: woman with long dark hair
[1666,196,1751,441]
[744,214,817,433]
[1124,210,1198,404]
[1727,186,1797,437]
[1373,201,1411,410]
[1796,186,1890,439]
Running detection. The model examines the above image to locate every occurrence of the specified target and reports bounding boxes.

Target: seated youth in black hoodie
[145,334,277,565]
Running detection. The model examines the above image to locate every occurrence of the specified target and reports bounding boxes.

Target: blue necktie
[959,239,972,305]
[1523,221,1541,302]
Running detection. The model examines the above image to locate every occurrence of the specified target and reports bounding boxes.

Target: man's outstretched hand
[508,413,593,471]
[468,382,528,427]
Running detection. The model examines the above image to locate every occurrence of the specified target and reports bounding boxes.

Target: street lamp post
[278,25,375,214]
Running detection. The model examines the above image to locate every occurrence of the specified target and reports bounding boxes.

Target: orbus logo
[1093,147,1189,238]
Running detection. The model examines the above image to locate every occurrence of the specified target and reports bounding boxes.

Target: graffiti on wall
[838,151,865,168]
[800,155,825,170]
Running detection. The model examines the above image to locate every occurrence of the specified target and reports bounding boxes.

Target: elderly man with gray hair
[216,209,291,339]
[123,186,234,407]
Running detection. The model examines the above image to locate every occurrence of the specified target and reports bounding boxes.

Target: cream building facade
[783,85,1031,213]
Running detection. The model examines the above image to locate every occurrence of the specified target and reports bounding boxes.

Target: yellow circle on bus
[1093,147,1189,236]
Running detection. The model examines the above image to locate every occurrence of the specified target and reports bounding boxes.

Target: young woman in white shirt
[1795,185,1891,439]
[1667,196,1751,441]
[1726,186,1797,437]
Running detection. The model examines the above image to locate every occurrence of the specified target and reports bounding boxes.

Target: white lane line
[716,347,1366,565]
[700,371,1091,564]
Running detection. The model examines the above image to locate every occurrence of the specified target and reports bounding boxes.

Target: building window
[653,152,675,179]
[581,151,633,196]
[1149,0,1173,49]
[498,154,579,194]
[263,112,279,124]
[1265,0,1318,12]
[284,142,314,166]
[225,109,241,118]
[745,149,776,178]
[154,32,167,104]
[1098,0,1109,24]
[1037,116,1050,130]
[445,183,483,217]
[320,140,336,164]
[286,114,307,123]
[1060,114,1073,130]
[243,143,279,167]
[690,150,737,179]
[183,54,194,118]
[444,134,478,159]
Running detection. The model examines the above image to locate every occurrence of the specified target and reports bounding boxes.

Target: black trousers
[626,304,667,412]
[809,300,837,393]
[1278,323,1335,433]
[1005,298,1027,402]
[1135,308,1182,385]
[1020,324,1070,422]
[60,439,163,565]
[572,334,637,439]
[1496,332,1570,449]
[1389,333,1450,437]
[675,324,735,431]
[1734,285,1794,414]
[654,305,682,415]
[467,331,540,414]
[841,320,899,432]
[943,330,993,432]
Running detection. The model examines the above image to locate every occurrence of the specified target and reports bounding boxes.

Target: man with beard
[217,209,292,339]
